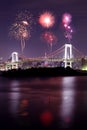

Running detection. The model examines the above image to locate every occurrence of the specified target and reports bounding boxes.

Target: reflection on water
[60,77,75,128]
[0,76,87,129]
[18,99,29,116]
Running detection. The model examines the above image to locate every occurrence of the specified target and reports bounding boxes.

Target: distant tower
[12,52,18,63]
[64,44,72,68]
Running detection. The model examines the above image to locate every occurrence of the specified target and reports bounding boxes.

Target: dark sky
[0,0,87,60]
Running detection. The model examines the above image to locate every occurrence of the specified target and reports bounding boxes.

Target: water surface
[0,76,87,130]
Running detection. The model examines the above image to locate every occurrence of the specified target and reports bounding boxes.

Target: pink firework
[62,13,72,25]
[39,12,55,28]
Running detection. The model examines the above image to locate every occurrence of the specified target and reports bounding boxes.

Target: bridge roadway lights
[64,44,73,68]
[11,62,18,69]
[5,62,19,70]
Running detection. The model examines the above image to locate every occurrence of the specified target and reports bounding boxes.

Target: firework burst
[39,11,55,28]
[10,10,33,53]
[16,10,33,28]
[62,13,73,43]
[62,13,72,25]
[41,31,57,52]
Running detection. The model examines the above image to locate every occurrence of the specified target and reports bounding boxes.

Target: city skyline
[0,0,87,61]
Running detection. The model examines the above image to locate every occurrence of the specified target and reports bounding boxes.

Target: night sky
[0,0,87,61]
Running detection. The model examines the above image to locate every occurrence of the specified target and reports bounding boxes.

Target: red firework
[39,12,55,28]
[42,31,57,46]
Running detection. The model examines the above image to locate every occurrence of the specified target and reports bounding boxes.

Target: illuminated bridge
[6,43,85,70]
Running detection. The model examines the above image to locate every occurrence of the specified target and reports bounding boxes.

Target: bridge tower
[11,52,19,69]
[12,52,18,63]
[64,44,72,68]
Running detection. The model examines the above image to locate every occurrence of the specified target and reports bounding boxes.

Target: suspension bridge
[6,43,85,70]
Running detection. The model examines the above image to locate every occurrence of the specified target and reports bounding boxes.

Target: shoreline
[1,67,87,78]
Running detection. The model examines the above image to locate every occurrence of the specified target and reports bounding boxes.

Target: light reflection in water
[9,80,20,116]
[60,77,75,128]
[1,76,87,129]
[18,99,29,117]
[9,80,30,127]
[8,77,76,128]
[10,80,20,91]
